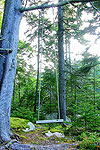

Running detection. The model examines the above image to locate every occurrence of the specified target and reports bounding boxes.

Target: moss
[19,135,28,140]
[37,136,46,141]
[47,135,69,143]
[42,130,48,134]
[54,125,62,129]
[32,141,38,144]
[42,125,64,135]
[50,125,63,133]
[50,129,64,133]
[35,128,41,131]
[10,117,29,130]
[47,125,64,133]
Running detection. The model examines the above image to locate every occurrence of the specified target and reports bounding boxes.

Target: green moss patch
[10,117,29,130]
[50,125,64,133]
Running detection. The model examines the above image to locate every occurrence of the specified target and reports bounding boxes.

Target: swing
[36,5,64,124]
[36,119,64,124]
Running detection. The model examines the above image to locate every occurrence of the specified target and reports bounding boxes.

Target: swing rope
[52,4,60,119]
[37,4,61,122]
[38,7,44,120]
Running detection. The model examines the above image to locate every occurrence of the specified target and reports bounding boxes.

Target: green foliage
[11,41,37,122]
[11,106,35,122]
[10,2,100,140]
[66,50,100,135]
[39,67,58,118]
[0,0,4,28]
[79,132,100,150]
[72,102,100,130]
[92,1,100,9]
[18,40,33,53]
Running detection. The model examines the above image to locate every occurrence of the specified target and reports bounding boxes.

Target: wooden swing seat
[36,119,64,124]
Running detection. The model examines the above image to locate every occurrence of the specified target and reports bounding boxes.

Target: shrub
[79,132,100,150]
[11,106,36,122]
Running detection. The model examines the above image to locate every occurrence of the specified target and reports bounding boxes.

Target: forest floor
[3,117,79,150]
[1,118,100,149]
[10,123,79,150]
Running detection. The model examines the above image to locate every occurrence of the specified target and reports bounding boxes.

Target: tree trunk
[58,0,66,120]
[19,82,21,104]
[93,66,96,112]
[0,0,23,142]
[34,12,41,113]
[12,81,15,105]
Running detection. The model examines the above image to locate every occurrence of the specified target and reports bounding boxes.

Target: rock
[27,122,35,131]
[11,143,31,150]
[66,116,71,122]
[23,122,35,132]
[45,131,53,137]
[45,113,58,120]
[9,142,78,150]
[53,132,64,138]
[23,128,29,132]
[76,114,81,118]
[45,131,64,138]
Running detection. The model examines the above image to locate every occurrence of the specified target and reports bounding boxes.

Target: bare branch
[20,0,99,12]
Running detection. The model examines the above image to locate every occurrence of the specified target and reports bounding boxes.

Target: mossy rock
[10,117,29,130]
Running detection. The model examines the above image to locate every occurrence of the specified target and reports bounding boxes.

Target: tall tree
[58,0,66,120]
[34,11,41,113]
[0,0,23,141]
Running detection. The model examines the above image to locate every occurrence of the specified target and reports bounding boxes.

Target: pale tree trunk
[0,0,23,142]
[58,0,66,120]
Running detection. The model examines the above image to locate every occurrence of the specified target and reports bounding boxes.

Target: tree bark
[34,12,41,113]
[58,0,66,120]
[0,0,23,142]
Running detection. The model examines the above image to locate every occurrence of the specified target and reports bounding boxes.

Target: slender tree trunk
[50,85,52,115]
[58,0,66,120]
[74,76,77,121]
[93,66,96,109]
[68,40,73,91]
[65,37,68,62]
[68,41,71,69]
[0,0,23,142]
[34,12,41,113]
[18,82,21,104]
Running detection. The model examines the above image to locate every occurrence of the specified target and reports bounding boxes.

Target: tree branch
[20,0,99,12]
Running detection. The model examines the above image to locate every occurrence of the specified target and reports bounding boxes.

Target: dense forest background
[14,1,100,128]
[0,0,100,133]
